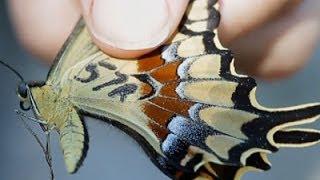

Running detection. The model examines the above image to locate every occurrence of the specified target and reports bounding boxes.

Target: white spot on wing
[161,42,180,63]
[177,57,195,79]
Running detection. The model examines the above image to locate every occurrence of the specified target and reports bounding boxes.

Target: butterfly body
[13,0,320,179]
[29,85,85,173]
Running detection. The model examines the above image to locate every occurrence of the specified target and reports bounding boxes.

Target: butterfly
[3,0,320,179]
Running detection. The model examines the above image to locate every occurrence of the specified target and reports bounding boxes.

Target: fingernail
[89,0,170,50]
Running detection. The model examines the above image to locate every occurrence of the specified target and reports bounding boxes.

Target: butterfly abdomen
[59,108,85,173]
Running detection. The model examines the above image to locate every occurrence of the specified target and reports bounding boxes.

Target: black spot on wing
[179,0,220,36]
[161,134,192,171]
[274,130,320,145]
[132,74,157,100]
[246,153,271,171]
[207,1,220,30]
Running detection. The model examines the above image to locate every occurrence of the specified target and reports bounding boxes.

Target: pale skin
[8,0,320,80]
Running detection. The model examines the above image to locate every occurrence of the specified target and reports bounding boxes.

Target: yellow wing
[46,19,99,87]
[47,0,320,179]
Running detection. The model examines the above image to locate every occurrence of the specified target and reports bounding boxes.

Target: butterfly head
[0,61,33,111]
[17,82,31,111]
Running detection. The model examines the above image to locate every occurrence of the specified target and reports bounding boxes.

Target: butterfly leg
[45,132,55,180]
[16,112,55,180]
[15,109,48,125]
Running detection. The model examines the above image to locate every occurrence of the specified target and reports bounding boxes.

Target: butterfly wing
[46,19,99,87]
[50,0,320,179]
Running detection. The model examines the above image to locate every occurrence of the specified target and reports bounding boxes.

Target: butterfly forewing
[47,20,99,87]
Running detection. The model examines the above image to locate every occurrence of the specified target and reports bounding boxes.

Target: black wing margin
[158,0,320,179]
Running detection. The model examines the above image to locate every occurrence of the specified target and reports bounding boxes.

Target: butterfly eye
[17,83,31,111]
[17,83,28,99]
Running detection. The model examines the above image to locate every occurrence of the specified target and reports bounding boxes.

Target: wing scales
[46,0,320,179]
[147,0,320,179]
[47,19,99,86]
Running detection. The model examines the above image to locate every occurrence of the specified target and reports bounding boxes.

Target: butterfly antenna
[0,60,25,82]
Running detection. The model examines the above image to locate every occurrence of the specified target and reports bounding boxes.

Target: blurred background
[1,1,320,180]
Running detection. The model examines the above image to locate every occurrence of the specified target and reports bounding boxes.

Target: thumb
[80,0,189,59]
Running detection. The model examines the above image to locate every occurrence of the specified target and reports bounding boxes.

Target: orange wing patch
[143,103,172,139]
[149,96,194,117]
[140,83,154,98]
[138,50,165,72]
[159,82,180,98]
[151,61,181,84]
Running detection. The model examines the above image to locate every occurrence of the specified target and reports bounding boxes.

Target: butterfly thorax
[30,85,74,129]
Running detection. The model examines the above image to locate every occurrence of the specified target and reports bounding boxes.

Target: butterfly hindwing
[43,0,320,179]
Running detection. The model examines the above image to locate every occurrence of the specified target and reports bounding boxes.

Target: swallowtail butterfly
[3,0,320,179]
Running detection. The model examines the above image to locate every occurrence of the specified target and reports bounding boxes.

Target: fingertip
[80,0,189,59]
[90,35,156,59]
[222,0,320,80]
[218,0,302,46]
[235,51,309,81]
[8,0,81,62]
